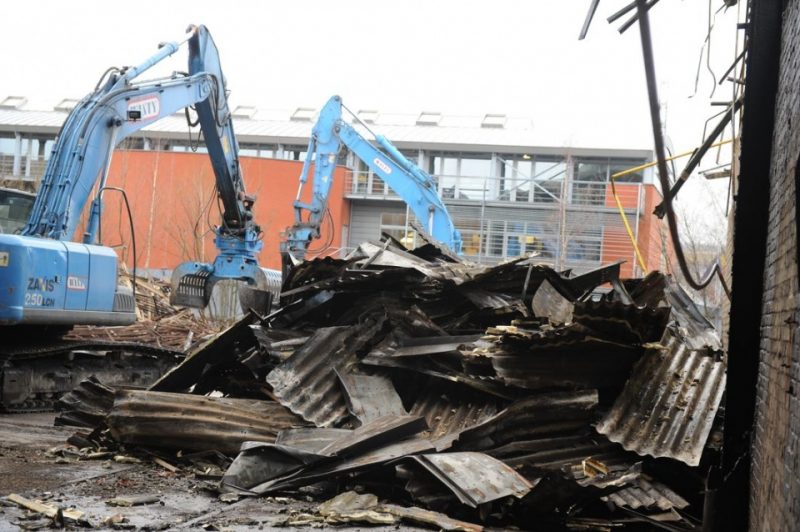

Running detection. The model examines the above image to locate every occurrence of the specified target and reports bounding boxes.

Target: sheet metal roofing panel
[595,330,726,467]
[408,377,501,450]
[335,370,408,425]
[409,452,534,507]
[0,107,653,154]
[601,477,690,511]
[107,390,307,454]
[266,318,387,427]
[0,109,68,133]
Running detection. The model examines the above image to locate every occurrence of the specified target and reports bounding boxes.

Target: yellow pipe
[609,138,732,275]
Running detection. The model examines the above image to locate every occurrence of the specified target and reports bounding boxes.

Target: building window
[533,158,565,203]
[380,212,417,249]
[430,152,491,200]
[609,158,645,182]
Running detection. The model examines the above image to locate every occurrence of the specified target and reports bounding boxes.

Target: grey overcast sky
[0,0,742,236]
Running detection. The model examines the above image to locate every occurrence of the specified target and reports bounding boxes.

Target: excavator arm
[282,95,462,263]
[0,25,269,326]
[169,26,271,310]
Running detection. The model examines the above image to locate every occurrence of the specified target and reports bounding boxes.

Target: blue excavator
[0,25,276,411]
[282,95,462,265]
[0,25,273,329]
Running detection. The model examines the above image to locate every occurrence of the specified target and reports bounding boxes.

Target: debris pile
[56,238,725,529]
[66,275,220,351]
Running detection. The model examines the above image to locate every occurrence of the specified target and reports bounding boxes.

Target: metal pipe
[120,26,197,84]
[635,0,730,297]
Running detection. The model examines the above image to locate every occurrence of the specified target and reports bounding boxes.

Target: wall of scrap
[750,1,800,529]
[85,151,350,271]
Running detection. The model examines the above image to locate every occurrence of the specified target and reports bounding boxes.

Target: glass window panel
[381,213,406,226]
[0,189,34,233]
[516,160,533,178]
[575,159,609,182]
[0,138,15,155]
[459,157,491,177]
[44,140,56,160]
[432,155,458,175]
[534,159,566,181]
[609,158,645,182]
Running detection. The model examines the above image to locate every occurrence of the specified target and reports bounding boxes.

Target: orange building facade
[90,150,667,279]
[94,150,349,272]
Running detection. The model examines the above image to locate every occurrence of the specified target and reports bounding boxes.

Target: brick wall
[750,2,800,529]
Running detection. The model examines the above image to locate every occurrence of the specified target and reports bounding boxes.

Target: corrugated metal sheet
[408,377,501,449]
[595,330,726,466]
[107,390,308,454]
[454,390,599,451]
[601,477,689,511]
[490,336,642,390]
[573,300,671,344]
[275,428,353,453]
[407,452,533,507]
[334,370,407,424]
[531,279,574,324]
[266,320,387,427]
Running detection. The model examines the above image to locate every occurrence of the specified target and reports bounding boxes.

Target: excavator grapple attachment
[170,260,280,314]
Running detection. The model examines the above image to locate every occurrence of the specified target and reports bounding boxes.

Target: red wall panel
[92,150,349,271]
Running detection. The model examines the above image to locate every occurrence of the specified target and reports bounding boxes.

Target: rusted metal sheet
[387,335,483,357]
[318,415,427,457]
[275,428,353,453]
[457,390,598,447]
[595,330,726,466]
[602,477,690,511]
[221,441,324,493]
[413,452,533,506]
[490,336,642,390]
[573,300,671,344]
[266,317,386,427]
[54,376,114,428]
[406,377,501,449]
[531,279,574,325]
[107,390,308,454]
[224,415,432,494]
[149,315,256,393]
[334,370,407,424]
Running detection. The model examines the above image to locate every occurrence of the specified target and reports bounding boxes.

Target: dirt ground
[0,413,413,531]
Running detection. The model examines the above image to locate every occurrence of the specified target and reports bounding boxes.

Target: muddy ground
[0,413,413,531]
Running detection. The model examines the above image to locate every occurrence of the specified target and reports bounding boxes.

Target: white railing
[343,170,640,208]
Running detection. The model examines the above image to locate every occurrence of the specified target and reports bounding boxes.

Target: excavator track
[0,337,183,413]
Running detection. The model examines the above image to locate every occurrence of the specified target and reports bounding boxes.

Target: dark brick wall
[750,2,800,529]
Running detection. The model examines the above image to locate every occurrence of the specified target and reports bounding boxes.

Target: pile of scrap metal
[57,237,725,530]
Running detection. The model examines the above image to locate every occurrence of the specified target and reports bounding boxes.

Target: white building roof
[0,104,652,159]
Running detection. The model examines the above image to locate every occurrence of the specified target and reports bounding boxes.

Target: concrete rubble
[12,236,726,530]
